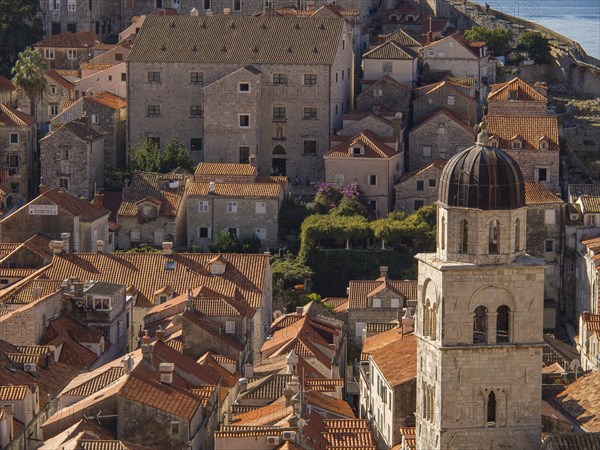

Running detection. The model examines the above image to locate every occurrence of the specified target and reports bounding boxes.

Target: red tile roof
[325,130,399,158]
[29,188,110,221]
[369,331,417,387]
[187,182,282,198]
[35,31,101,49]
[0,75,15,93]
[87,92,126,110]
[485,114,559,151]
[46,70,75,90]
[553,371,600,432]
[488,77,547,102]
[524,181,564,205]
[43,315,103,368]
[0,104,36,127]
[195,162,257,177]
[396,159,446,183]
[118,171,188,217]
[348,278,417,309]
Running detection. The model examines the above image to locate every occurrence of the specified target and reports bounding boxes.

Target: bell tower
[415,125,545,449]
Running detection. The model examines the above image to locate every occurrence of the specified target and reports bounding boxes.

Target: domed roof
[438,126,525,210]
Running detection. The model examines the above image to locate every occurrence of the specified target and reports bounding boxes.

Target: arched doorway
[272,145,286,176]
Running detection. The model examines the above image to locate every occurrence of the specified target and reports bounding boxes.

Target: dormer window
[208,256,227,275]
[508,90,518,100]
[539,138,549,150]
[351,146,364,156]
[489,136,499,147]
[510,138,522,149]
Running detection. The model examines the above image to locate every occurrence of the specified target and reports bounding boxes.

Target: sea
[473,0,600,59]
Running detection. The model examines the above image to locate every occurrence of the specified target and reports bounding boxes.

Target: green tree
[11,47,48,117]
[518,31,550,64]
[0,1,43,77]
[240,235,261,253]
[162,137,196,172]
[210,230,241,253]
[464,27,512,55]
[130,139,162,172]
[271,254,314,289]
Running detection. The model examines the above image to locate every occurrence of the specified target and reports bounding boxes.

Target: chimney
[284,386,294,407]
[296,306,304,315]
[96,240,104,253]
[156,326,165,341]
[223,7,231,14]
[72,279,84,298]
[402,307,414,335]
[380,266,389,279]
[162,242,173,255]
[190,7,199,15]
[238,377,248,393]
[123,354,134,373]
[426,31,433,44]
[208,181,215,194]
[94,191,104,209]
[61,233,70,253]
[141,331,152,364]
[287,375,300,395]
[392,113,403,141]
[49,240,63,255]
[287,350,299,375]
[159,362,174,385]
[244,363,254,377]
[39,183,47,194]
[248,154,256,166]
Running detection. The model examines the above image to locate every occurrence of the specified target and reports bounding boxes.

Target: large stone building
[487,77,549,116]
[38,0,120,39]
[33,31,101,70]
[415,129,545,449]
[413,80,478,126]
[126,15,353,181]
[394,159,446,213]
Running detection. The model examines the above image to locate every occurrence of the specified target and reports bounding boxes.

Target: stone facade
[413,81,478,126]
[407,109,475,170]
[340,113,396,137]
[40,120,105,200]
[39,0,120,40]
[17,70,75,127]
[356,76,412,117]
[394,160,445,213]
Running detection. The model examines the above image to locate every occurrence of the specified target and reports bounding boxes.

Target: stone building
[126,15,353,181]
[0,75,16,107]
[0,187,111,252]
[362,40,419,86]
[577,311,600,371]
[377,27,422,52]
[413,80,478,126]
[356,76,412,118]
[52,92,127,171]
[40,119,104,200]
[34,31,101,70]
[38,0,120,40]
[485,114,560,190]
[415,129,545,449]
[576,235,600,320]
[75,62,127,99]
[324,130,403,217]
[407,108,475,170]
[0,104,37,204]
[394,159,446,213]
[487,77,549,116]
[117,171,189,249]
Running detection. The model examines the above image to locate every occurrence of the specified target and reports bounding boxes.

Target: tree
[210,230,240,253]
[130,139,162,172]
[0,0,43,77]
[518,31,550,64]
[314,181,371,217]
[11,47,47,117]
[464,27,511,55]
[162,137,196,172]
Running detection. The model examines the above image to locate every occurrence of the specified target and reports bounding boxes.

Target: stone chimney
[392,113,403,141]
[61,233,70,254]
[190,7,199,15]
[49,240,63,255]
[141,331,152,365]
[287,350,299,375]
[156,326,165,341]
[380,266,389,279]
[96,240,104,253]
[39,183,47,194]
[72,279,84,298]
[162,242,173,255]
[123,354,134,373]
[238,377,248,393]
[159,362,174,385]
[284,385,294,407]
[248,154,256,166]
[402,307,414,335]
[296,306,304,315]
[94,191,104,209]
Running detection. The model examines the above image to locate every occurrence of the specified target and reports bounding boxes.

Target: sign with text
[28,204,58,215]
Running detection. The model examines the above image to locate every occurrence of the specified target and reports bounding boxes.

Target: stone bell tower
[415,124,545,449]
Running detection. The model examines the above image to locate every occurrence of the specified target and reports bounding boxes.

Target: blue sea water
[474,0,600,59]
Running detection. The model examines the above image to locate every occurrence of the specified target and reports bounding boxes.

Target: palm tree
[11,47,48,118]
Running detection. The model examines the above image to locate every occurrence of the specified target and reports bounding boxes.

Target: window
[438,124,446,135]
[227,227,238,238]
[514,218,520,252]
[60,148,71,160]
[115,53,123,62]
[255,202,266,214]
[238,82,250,92]
[48,104,59,116]
[147,71,161,83]
[50,85,57,95]
[239,114,250,127]
[190,105,202,117]
[510,139,522,149]
[303,140,317,155]
[198,201,209,212]
[391,298,400,308]
[190,138,202,152]
[48,0,60,11]
[417,180,424,191]
[170,422,179,435]
[172,0,181,8]
[427,49,435,57]
[487,391,496,425]
[7,155,18,168]
[447,95,455,105]
[429,179,436,188]
[473,306,488,343]
[227,202,237,213]
[147,105,161,116]
[304,108,317,120]
[438,51,445,57]
[67,23,76,32]
[382,61,392,73]
[508,90,518,100]
[264,0,272,8]
[59,177,69,190]
[368,175,377,186]
[372,298,381,308]
[489,219,499,254]
[190,72,204,84]
[155,0,163,7]
[91,114,99,124]
[461,220,468,254]
[272,73,287,85]
[9,133,18,144]
[131,229,141,242]
[203,0,210,9]
[225,321,236,334]
[121,73,126,81]
[255,227,266,240]
[44,48,55,60]
[496,305,510,343]
[545,239,554,252]
[568,261,575,273]
[537,168,548,182]
[414,200,424,210]
[67,49,77,60]
[239,146,250,163]
[544,209,555,225]
[94,297,111,310]
[304,74,317,86]
[233,0,241,10]
[10,183,18,194]
[273,107,286,120]
[422,146,432,157]
[197,227,211,238]
[539,139,549,150]
[352,146,363,156]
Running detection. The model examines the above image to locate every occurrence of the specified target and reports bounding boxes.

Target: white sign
[28,205,58,215]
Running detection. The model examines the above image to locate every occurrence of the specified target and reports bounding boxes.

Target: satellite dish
[273,310,283,320]
[570,359,581,372]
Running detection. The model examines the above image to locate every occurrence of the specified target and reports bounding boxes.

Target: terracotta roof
[242,373,292,401]
[0,385,30,401]
[42,119,103,142]
[54,69,79,78]
[325,130,398,158]
[63,366,125,397]
[363,40,418,60]
[568,184,600,201]
[152,340,222,385]
[422,32,484,58]
[29,252,269,308]
[0,104,36,127]
[579,196,600,214]
[128,16,346,66]
[348,279,417,309]
[553,371,600,432]
[304,378,344,392]
[60,100,76,110]
[409,108,475,135]
[369,332,417,387]
[1,280,61,305]
[541,433,600,450]
[16,345,51,356]
[524,181,564,205]
[118,171,188,217]
[381,28,422,47]
[46,70,74,90]
[396,159,446,183]
[305,390,355,417]
[415,80,473,99]
[80,63,117,71]
[196,351,239,388]
[485,115,559,151]
[181,309,244,352]
[0,75,15,93]
[488,77,547,102]
[230,396,293,426]
[35,31,101,48]
[78,440,155,450]
[0,244,19,259]
[195,162,257,177]
[0,268,37,278]
[27,188,110,221]
[43,315,103,368]
[187,182,282,198]
[87,92,126,110]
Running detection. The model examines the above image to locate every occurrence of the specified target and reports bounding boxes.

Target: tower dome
[438,124,525,210]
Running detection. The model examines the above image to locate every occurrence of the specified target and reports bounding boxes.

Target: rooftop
[118,171,188,217]
[488,77,547,102]
[325,130,399,159]
[187,182,282,198]
[0,104,36,127]
[485,114,559,152]
[524,181,564,205]
[35,31,101,49]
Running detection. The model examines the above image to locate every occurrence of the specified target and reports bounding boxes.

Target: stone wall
[356,78,411,115]
[413,86,478,126]
[40,0,119,39]
[0,121,36,203]
[395,164,444,213]
[503,148,560,191]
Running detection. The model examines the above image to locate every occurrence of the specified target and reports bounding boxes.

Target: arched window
[461,220,468,254]
[440,217,446,250]
[473,306,487,343]
[423,301,431,337]
[487,391,496,425]
[514,218,520,252]
[496,305,510,343]
[430,305,437,340]
[489,220,499,254]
